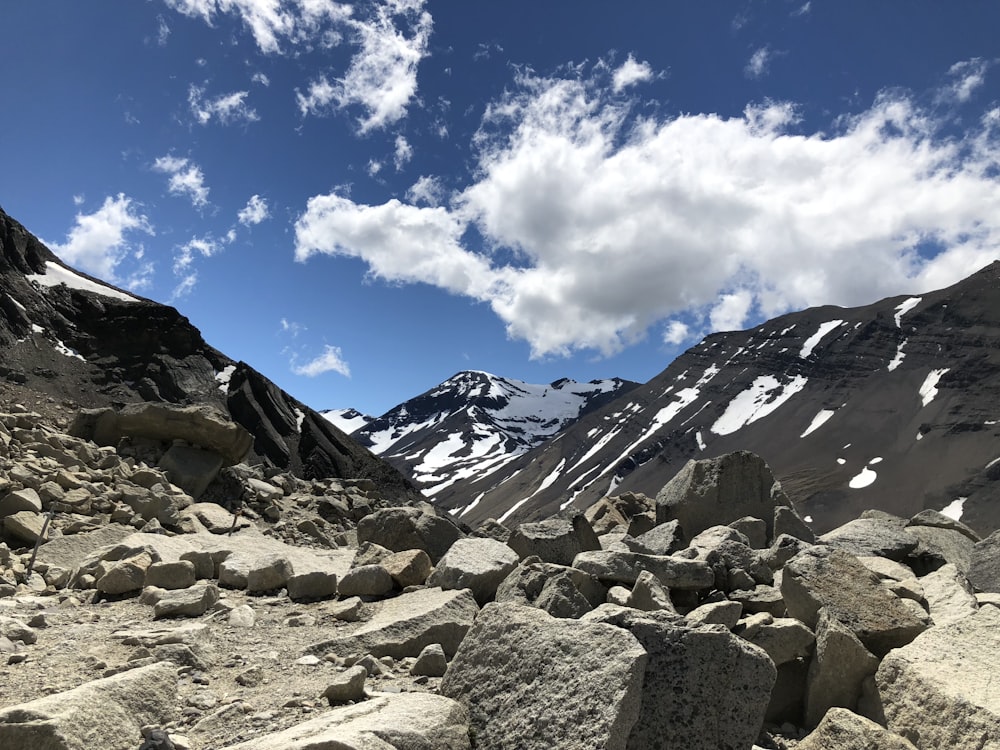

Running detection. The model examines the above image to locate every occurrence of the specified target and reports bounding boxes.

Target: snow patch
[887,340,907,371]
[894,297,922,327]
[711,375,809,436]
[800,320,844,358]
[848,467,877,489]
[696,431,706,451]
[800,409,835,438]
[940,497,966,521]
[27,261,139,302]
[919,368,950,407]
[294,408,305,431]
[53,338,85,361]
[215,365,236,393]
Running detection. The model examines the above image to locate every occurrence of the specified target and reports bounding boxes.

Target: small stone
[228,605,256,628]
[236,665,264,687]
[322,665,367,703]
[296,655,322,666]
[409,643,447,677]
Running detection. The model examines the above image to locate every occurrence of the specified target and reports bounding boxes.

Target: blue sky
[3,1,1000,417]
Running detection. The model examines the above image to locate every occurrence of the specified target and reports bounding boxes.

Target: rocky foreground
[1,406,999,749]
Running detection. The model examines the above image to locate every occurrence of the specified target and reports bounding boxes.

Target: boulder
[337,564,394,598]
[495,559,605,618]
[426,537,519,605]
[797,708,919,750]
[221,693,471,750]
[322,665,367,703]
[743,617,815,667]
[306,587,479,659]
[3,510,47,545]
[245,553,293,593]
[98,551,154,595]
[584,604,776,750]
[356,506,463,563]
[875,606,1000,749]
[631,519,683,556]
[410,643,448,677]
[655,451,789,539]
[920,563,978,627]
[153,582,220,618]
[183,503,246,535]
[968,530,1000,593]
[685,600,743,629]
[35,524,134,573]
[782,547,929,656]
[773,505,816,543]
[157,444,224,500]
[819,518,919,561]
[626,570,677,613]
[286,570,337,601]
[441,602,647,750]
[0,663,176,750]
[804,609,880,728]
[144,560,197,590]
[382,548,433,588]
[572,550,714,589]
[507,510,601,566]
[730,516,768,548]
[0,488,42,517]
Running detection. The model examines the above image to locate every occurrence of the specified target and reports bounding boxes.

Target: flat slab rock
[440,602,647,750]
[306,586,479,659]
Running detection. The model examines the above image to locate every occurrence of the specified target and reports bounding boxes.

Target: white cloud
[296,0,432,132]
[293,344,351,377]
[153,155,210,207]
[171,272,198,300]
[942,58,990,103]
[163,0,351,54]
[280,317,305,336]
[745,46,774,79]
[188,85,259,125]
[251,71,270,86]
[48,194,153,282]
[367,159,383,176]
[792,2,811,16]
[157,16,172,45]
[662,320,690,346]
[406,175,445,206]
[394,134,413,170]
[238,194,270,225]
[612,55,654,93]
[173,235,225,274]
[295,65,1000,361]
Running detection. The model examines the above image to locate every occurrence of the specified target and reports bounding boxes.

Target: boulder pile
[1,409,998,749]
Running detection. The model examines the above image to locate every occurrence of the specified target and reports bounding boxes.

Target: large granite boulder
[426,536,519,605]
[804,609,879,728]
[920,563,979,627]
[440,603,647,750]
[356,506,463,563]
[968,530,1000,593]
[797,708,919,750]
[819,518,919,561]
[495,559,606,619]
[507,510,601,566]
[655,451,789,539]
[572,550,714,589]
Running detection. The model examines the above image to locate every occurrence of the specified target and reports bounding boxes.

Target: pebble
[295,655,321,666]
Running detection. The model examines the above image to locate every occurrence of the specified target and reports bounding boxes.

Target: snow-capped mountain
[326,371,640,499]
[321,408,374,435]
[429,262,1000,536]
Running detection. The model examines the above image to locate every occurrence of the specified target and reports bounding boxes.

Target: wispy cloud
[296,0,432,132]
[745,46,774,79]
[611,54,654,93]
[940,58,991,103]
[292,344,351,377]
[791,2,811,17]
[394,134,413,170]
[295,63,1000,360]
[47,194,153,284]
[188,84,259,125]
[153,155,210,207]
[406,175,445,206]
[238,194,270,225]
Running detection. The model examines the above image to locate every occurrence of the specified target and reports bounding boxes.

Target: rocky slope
[326,371,639,499]
[431,263,1000,535]
[0,206,418,503]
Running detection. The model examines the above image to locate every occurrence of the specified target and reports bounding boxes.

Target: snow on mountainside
[321,408,373,435]
[324,371,640,500]
[428,262,1000,536]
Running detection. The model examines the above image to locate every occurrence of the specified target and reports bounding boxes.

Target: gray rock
[773,505,815,543]
[907,509,980,542]
[875,605,1000,749]
[306,587,479,659]
[98,551,154,595]
[228,604,256,628]
[3,510,47,544]
[153,583,220,618]
[572,550,714,589]
[0,488,42,517]
[496,558,606,610]
[381,548,433,588]
[685,600,743,629]
[782,547,929,656]
[743,617,815,666]
[158,444,224,500]
[145,560,197,590]
[0,617,37,645]
[507,510,601,566]
[797,708,919,750]
[730,516,768,549]
[286,570,337,601]
[470,518,511,543]
[805,609,880,728]
[246,553,293,593]
[410,643,448,677]
[626,570,677,613]
[218,554,251,589]
[921,563,978,627]
[764,533,812,570]
[356,506,464,563]
[655,451,789,539]
[0,662,177,750]
[819,518,919,561]
[323,665,367,703]
[426,536,519,605]
[906,524,976,575]
[533,571,595,618]
[35,524,135,574]
[968,530,1000,593]
[441,602,647,750]
[337,564,394,598]
[220,693,470,750]
[584,604,776,750]
[631,519,683,556]
[727,584,787,617]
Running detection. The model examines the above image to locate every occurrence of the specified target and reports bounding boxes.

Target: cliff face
[434,261,1000,535]
[0,206,419,502]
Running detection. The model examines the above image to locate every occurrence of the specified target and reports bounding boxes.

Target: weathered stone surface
[819,518,919,561]
[153,582,219,618]
[632,519,683,556]
[307,587,479,659]
[0,488,41,517]
[144,560,197,590]
[968,530,1000,594]
[875,606,1000,749]
[222,692,471,750]
[98,551,154,595]
[158,444,224,500]
[286,570,337,601]
[797,708,919,750]
[584,604,776,750]
[782,547,929,656]
[245,553,293,593]
[727,584,787,617]
[730,516,768,549]
[410,642,448,677]
[907,524,977,575]
[507,510,601,566]
[764,533,812,570]
[426,536,519,605]
[337,564,394,598]
[3,510,47,544]
[743,617,815,666]
[773,505,816,544]
[533,571,595,618]
[0,662,177,750]
[907,509,980,542]
[921,563,978,627]
[322,665,367,703]
[382,548,433,588]
[805,609,880,728]
[356,506,463,563]
[655,451,789,539]
[441,603,647,750]
[183,503,246,535]
[685,600,743,629]
[626,570,677,613]
[572,550,714,589]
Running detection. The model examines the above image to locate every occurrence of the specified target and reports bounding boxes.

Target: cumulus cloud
[662,320,690,346]
[295,64,1000,361]
[163,0,350,54]
[296,0,432,132]
[188,84,259,125]
[153,155,210,207]
[48,194,153,283]
[745,46,774,79]
[394,134,413,170]
[238,194,270,225]
[941,58,990,103]
[293,344,351,376]
[406,175,445,206]
[611,54,654,92]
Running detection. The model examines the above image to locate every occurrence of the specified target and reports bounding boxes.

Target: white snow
[887,340,907,371]
[458,492,486,518]
[27,261,139,302]
[800,409,835,438]
[836,458,846,465]
[799,320,844,358]
[497,458,567,523]
[894,297,922,327]
[987,456,1000,470]
[215,365,237,393]
[919,368,950,407]
[321,408,372,434]
[803,515,813,523]
[696,431,706,450]
[848,467,877,489]
[868,457,883,464]
[30,323,44,334]
[294,408,305,432]
[53,338,85,360]
[940,497,966,521]
[711,375,809,436]
[599,388,702,476]
[915,431,924,441]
